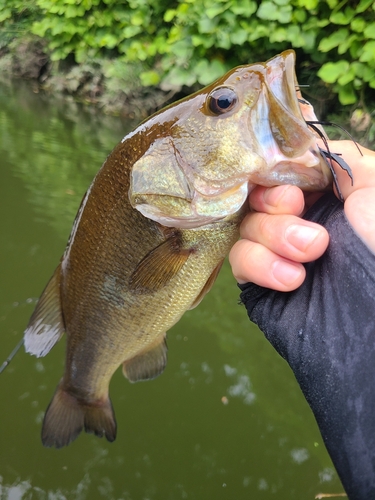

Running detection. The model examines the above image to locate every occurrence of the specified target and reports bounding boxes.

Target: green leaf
[164,9,176,22]
[247,22,270,41]
[123,25,142,38]
[326,0,338,8]
[277,4,292,23]
[164,66,197,88]
[196,59,226,85]
[230,28,248,45]
[198,16,218,34]
[338,84,357,105]
[98,33,118,49]
[216,29,231,49]
[364,22,375,39]
[269,27,287,43]
[257,1,279,21]
[337,68,355,85]
[31,19,50,37]
[318,28,348,52]
[206,4,228,19]
[293,9,306,23]
[317,60,350,83]
[231,0,257,16]
[357,0,373,13]
[191,34,214,48]
[338,34,358,55]
[330,7,355,25]
[131,11,146,26]
[359,40,375,62]
[349,39,362,59]
[351,17,366,33]
[140,70,160,86]
[65,4,86,18]
[171,39,193,59]
[295,0,318,9]
[0,8,11,22]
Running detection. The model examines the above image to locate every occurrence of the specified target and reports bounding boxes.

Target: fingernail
[272,260,303,286]
[285,224,321,252]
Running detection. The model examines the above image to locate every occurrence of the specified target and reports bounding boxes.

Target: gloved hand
[229,141,375,500]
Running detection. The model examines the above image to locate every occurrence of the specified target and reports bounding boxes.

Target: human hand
[230,140,375,499]
[229,140,375,290]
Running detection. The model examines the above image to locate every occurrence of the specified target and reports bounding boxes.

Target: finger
[249,184,305,216]
[319,140,375,200]
[229,239,306,291]
[345,187,375,254]
[335,154,375,200]
[240,212,329,263]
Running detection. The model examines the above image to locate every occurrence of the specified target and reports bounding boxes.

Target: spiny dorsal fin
[24,264,65,357]
[189,259,224,310]
[129,233,191,294]
[123,335,168,383]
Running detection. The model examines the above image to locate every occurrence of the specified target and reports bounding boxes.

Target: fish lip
[134,203,222,229]
[265,50,302,120]
[261,160,332,190]
[134,181,250,229]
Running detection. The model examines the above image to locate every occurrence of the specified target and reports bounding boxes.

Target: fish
[23,50,332,448]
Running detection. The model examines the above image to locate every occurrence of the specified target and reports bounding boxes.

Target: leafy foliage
[0,0,374,107]
[0,0,39,50]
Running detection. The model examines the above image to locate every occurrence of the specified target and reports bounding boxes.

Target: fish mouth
[132,181,249,229]
[255,159,332,190]
[247,51,332,191]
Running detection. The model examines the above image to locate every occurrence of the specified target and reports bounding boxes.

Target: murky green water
[0,82,343,499]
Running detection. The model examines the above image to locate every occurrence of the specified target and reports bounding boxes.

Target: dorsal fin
[123,334,168,382]
[129,233,192,294]
[24,264,65,357]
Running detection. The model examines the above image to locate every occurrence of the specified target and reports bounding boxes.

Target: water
[0,82,343,499]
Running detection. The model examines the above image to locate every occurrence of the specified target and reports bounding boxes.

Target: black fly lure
[298,96,362,202]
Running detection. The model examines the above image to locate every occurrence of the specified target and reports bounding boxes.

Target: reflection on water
[0,81,343,499]
[0,82,138,239]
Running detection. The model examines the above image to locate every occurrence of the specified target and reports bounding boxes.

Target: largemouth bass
[24,50,331,448]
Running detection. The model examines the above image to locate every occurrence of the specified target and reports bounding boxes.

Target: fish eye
[207,87,238,115]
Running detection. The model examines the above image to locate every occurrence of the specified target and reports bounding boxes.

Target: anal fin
[123,334,168,383]
[24,263,65,357]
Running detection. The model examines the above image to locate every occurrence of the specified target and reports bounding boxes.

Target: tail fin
[42,383,117,448]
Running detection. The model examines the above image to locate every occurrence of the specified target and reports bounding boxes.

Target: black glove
[239,193,375,500]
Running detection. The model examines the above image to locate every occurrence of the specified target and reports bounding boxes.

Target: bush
[1,0,374,109]
[0,0,39,50]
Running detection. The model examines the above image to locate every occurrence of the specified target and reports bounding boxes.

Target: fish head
[129,50,331,229]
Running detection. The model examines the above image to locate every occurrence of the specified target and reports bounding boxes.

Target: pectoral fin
[24,264,65,357]
[189,259,224,310]
[123,335,168,382]
[129,232,191,293]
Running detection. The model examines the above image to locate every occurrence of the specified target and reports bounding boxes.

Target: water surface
[0,82,343,499]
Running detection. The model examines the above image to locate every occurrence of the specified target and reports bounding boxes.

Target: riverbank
[1,34,374,146]
[0,35,172,120]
